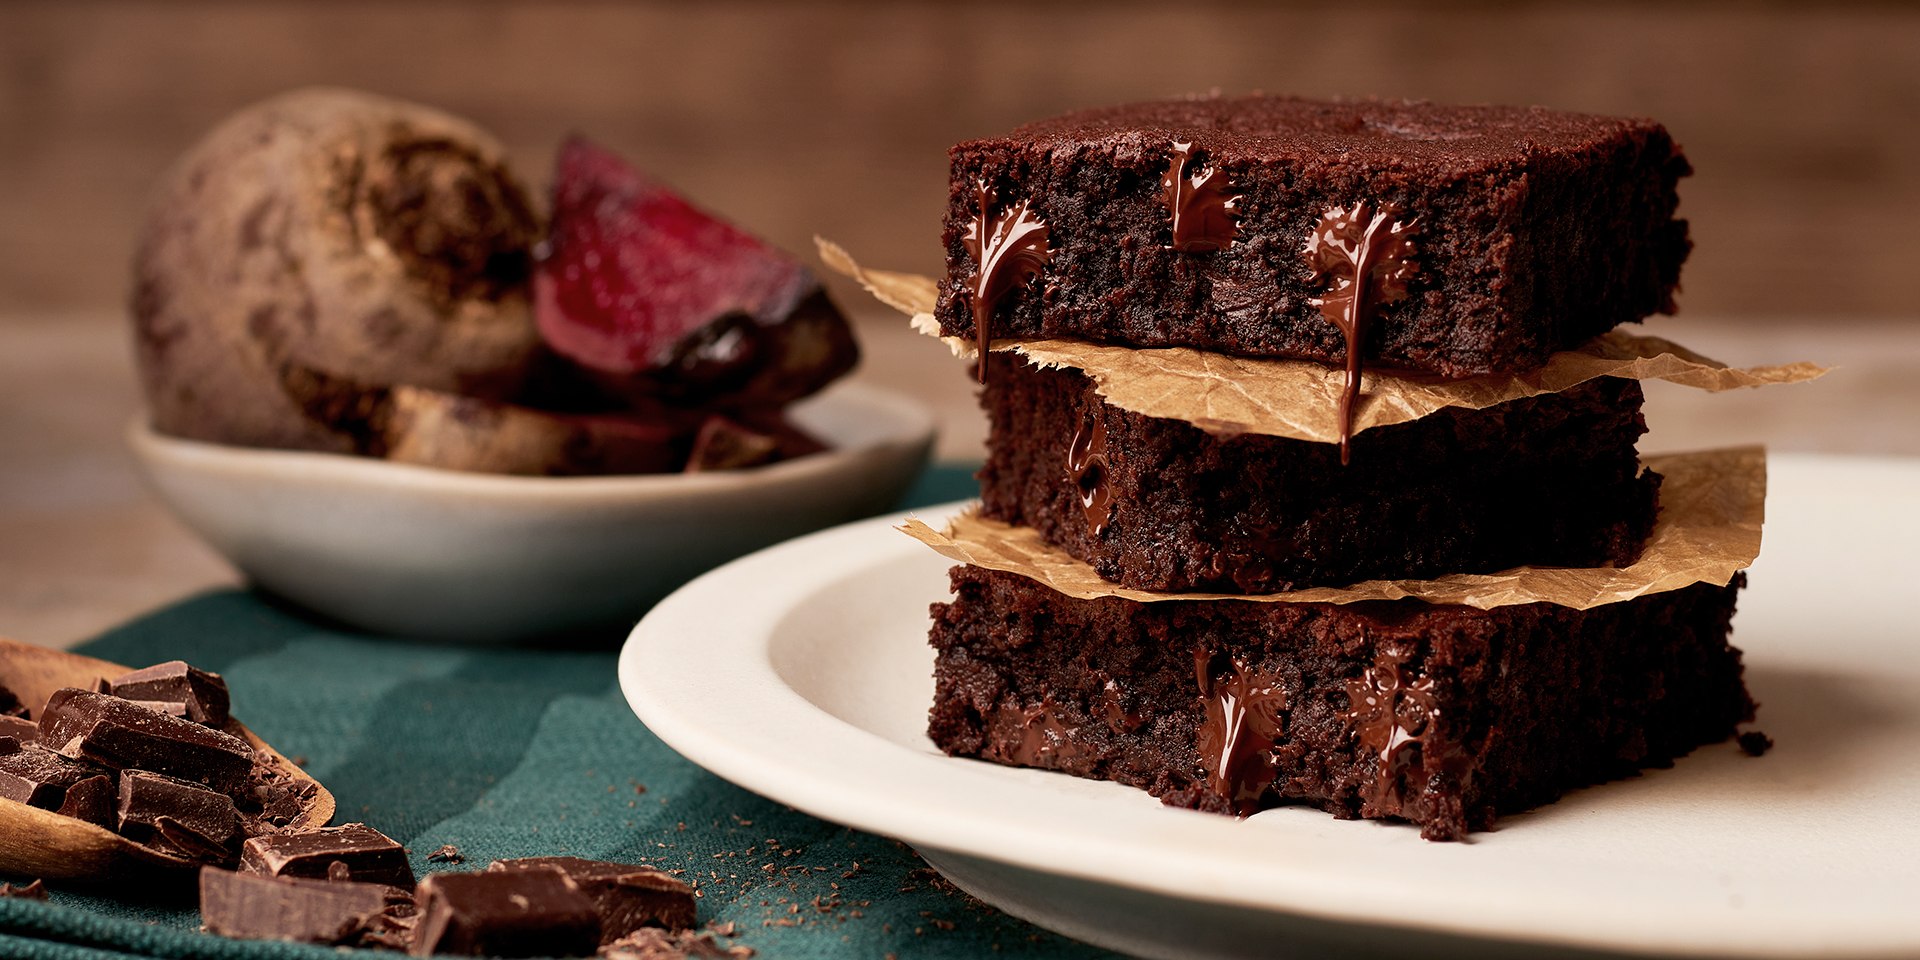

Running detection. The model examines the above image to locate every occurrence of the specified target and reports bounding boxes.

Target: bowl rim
[126,380,939,501]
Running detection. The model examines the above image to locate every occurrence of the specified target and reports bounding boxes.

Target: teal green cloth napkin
[0,466,1116,959]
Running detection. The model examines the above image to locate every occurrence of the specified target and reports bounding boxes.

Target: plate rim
[619,451,1920,959]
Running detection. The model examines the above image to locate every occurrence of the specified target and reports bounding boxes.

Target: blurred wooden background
[3,0,1919,322]
[2,1,1917,644]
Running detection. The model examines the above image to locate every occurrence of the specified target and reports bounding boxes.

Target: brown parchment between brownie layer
[901,447,1765,611]
[817,239,1826,444]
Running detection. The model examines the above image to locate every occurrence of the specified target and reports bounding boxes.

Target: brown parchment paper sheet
[899,446,1764,611]
[817,239,1827,443]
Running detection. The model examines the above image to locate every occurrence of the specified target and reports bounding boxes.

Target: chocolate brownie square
[939,95,1690,377]
[928,565,1751,841]
[978,353,1661,593]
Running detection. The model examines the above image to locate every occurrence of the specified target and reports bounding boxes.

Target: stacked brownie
[919,95,1756,840]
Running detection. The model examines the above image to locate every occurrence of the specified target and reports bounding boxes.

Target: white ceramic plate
[131,381,934,642]
[622,453,1920,959]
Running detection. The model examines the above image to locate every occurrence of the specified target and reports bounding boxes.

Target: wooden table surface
[2,309,1912,650]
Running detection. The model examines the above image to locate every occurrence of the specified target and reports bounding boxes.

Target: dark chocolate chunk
[118,769,241,863]
[0,744,107,810]
[411,866,601,957]
[360,908,419,951]
[0,880,47,900]
[240,823,415,889]
[0,683,26,719]
[491,856,696,941]
[55,774,115,829]
[0,736,16,756]
[1738,730,1775,757]
[39,688,252,794]
[0,715,40,744]
[126,700,190,719]
[249,779,318,834]
[200,867,403,946]
[239,754,318,833]
[107,661,231,726]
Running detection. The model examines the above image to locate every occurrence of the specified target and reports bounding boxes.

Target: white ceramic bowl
[128,382,935,642]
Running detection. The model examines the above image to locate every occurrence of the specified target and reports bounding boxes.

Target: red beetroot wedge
[535,137,858,408]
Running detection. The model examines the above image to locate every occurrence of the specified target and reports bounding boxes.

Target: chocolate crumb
[426,843,465,864]
[1738,730,1774,757]
[601,927,754,959]
[0,880,47,900]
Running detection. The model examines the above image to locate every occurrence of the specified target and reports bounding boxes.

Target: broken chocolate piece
[0,880,46,900]
[426,843,465,865]
[0,716,37,743]
[107,660,232,726]
[0,736,16,756]
[125,700,189,719]
[39,689,253,794]
[55,774,114,829]
[0,683,26,719]
[0,744,107,810]
[200,867,401,946]
[250,779,319,834]
[118,769,241,863]
[240,823,415,889]
[491,856,695,941]
[412,866,601,957]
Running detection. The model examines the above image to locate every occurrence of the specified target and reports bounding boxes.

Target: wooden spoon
[0,636,334,884]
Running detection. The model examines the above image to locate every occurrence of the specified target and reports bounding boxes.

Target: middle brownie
[979,353,1660,593]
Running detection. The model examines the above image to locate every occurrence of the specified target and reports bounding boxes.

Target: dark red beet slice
[535,138,858,407]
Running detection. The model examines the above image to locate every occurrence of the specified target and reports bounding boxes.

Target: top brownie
[938,95,1691,377]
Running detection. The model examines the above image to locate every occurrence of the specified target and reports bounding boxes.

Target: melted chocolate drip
[1064,412,1113,536]
[1194,653,1288,816]
[991,699,1087,769]
[1100,678,1145,734]
[1343,640,1441,814]
[963,179,1050,382]
[1302,202,1419,464]
[1161,141,1239,253]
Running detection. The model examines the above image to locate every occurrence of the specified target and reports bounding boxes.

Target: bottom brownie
[928,565,1752,841]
